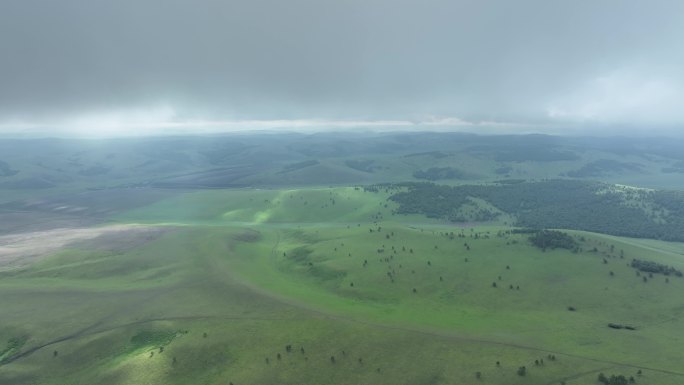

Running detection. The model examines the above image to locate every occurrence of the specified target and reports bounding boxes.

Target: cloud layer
[1,0,683,135]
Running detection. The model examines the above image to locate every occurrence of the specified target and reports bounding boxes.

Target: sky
[1,0,683,136]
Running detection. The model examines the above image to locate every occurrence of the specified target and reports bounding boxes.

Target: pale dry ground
[0,224,161,270]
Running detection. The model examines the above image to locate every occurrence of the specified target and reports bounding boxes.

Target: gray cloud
[1,0,683,134]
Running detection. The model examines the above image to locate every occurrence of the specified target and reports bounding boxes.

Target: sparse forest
[388,180,684,241]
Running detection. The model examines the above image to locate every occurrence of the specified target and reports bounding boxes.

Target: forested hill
[386,180,684,242]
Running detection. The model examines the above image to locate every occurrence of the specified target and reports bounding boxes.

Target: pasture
[2,187,684,384]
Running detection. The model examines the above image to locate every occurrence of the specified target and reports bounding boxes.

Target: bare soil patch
[0,224,166,270]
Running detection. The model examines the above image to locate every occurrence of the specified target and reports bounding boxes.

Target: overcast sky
[1,0,683,136]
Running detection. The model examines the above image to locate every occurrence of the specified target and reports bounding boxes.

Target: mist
[1,0,683,136]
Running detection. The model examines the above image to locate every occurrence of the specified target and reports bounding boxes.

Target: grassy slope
[113,187,435,225]
[2,187,684,384]
[229,224,684,366]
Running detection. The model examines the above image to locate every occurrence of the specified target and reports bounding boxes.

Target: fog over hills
[3,3,684,385]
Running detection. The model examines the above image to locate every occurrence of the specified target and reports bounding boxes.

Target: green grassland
[113,187,431,225]
[2,186,684,384]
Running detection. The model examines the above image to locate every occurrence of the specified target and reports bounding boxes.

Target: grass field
[1,187,684,384]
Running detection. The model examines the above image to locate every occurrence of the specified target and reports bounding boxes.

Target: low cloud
[1,0,683,135]
[547,69,684,125]
[0,108,543,137]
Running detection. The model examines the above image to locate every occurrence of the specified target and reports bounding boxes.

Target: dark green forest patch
[630,259,683,277]
[387,180,684,241]
[528,230,578,251]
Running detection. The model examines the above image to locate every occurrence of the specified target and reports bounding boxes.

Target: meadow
[2,186,684,384]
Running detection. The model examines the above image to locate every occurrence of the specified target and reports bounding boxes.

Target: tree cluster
[528,230,577,251]
[597,373,634,385]
[630,259,682,277]
[388,180,684,241]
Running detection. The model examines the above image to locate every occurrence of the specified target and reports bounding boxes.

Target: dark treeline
[388,180,684,241]
[597,373,632,385]
[529,230,578,251]
[631,259,683,277]
[387,183,470,221]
